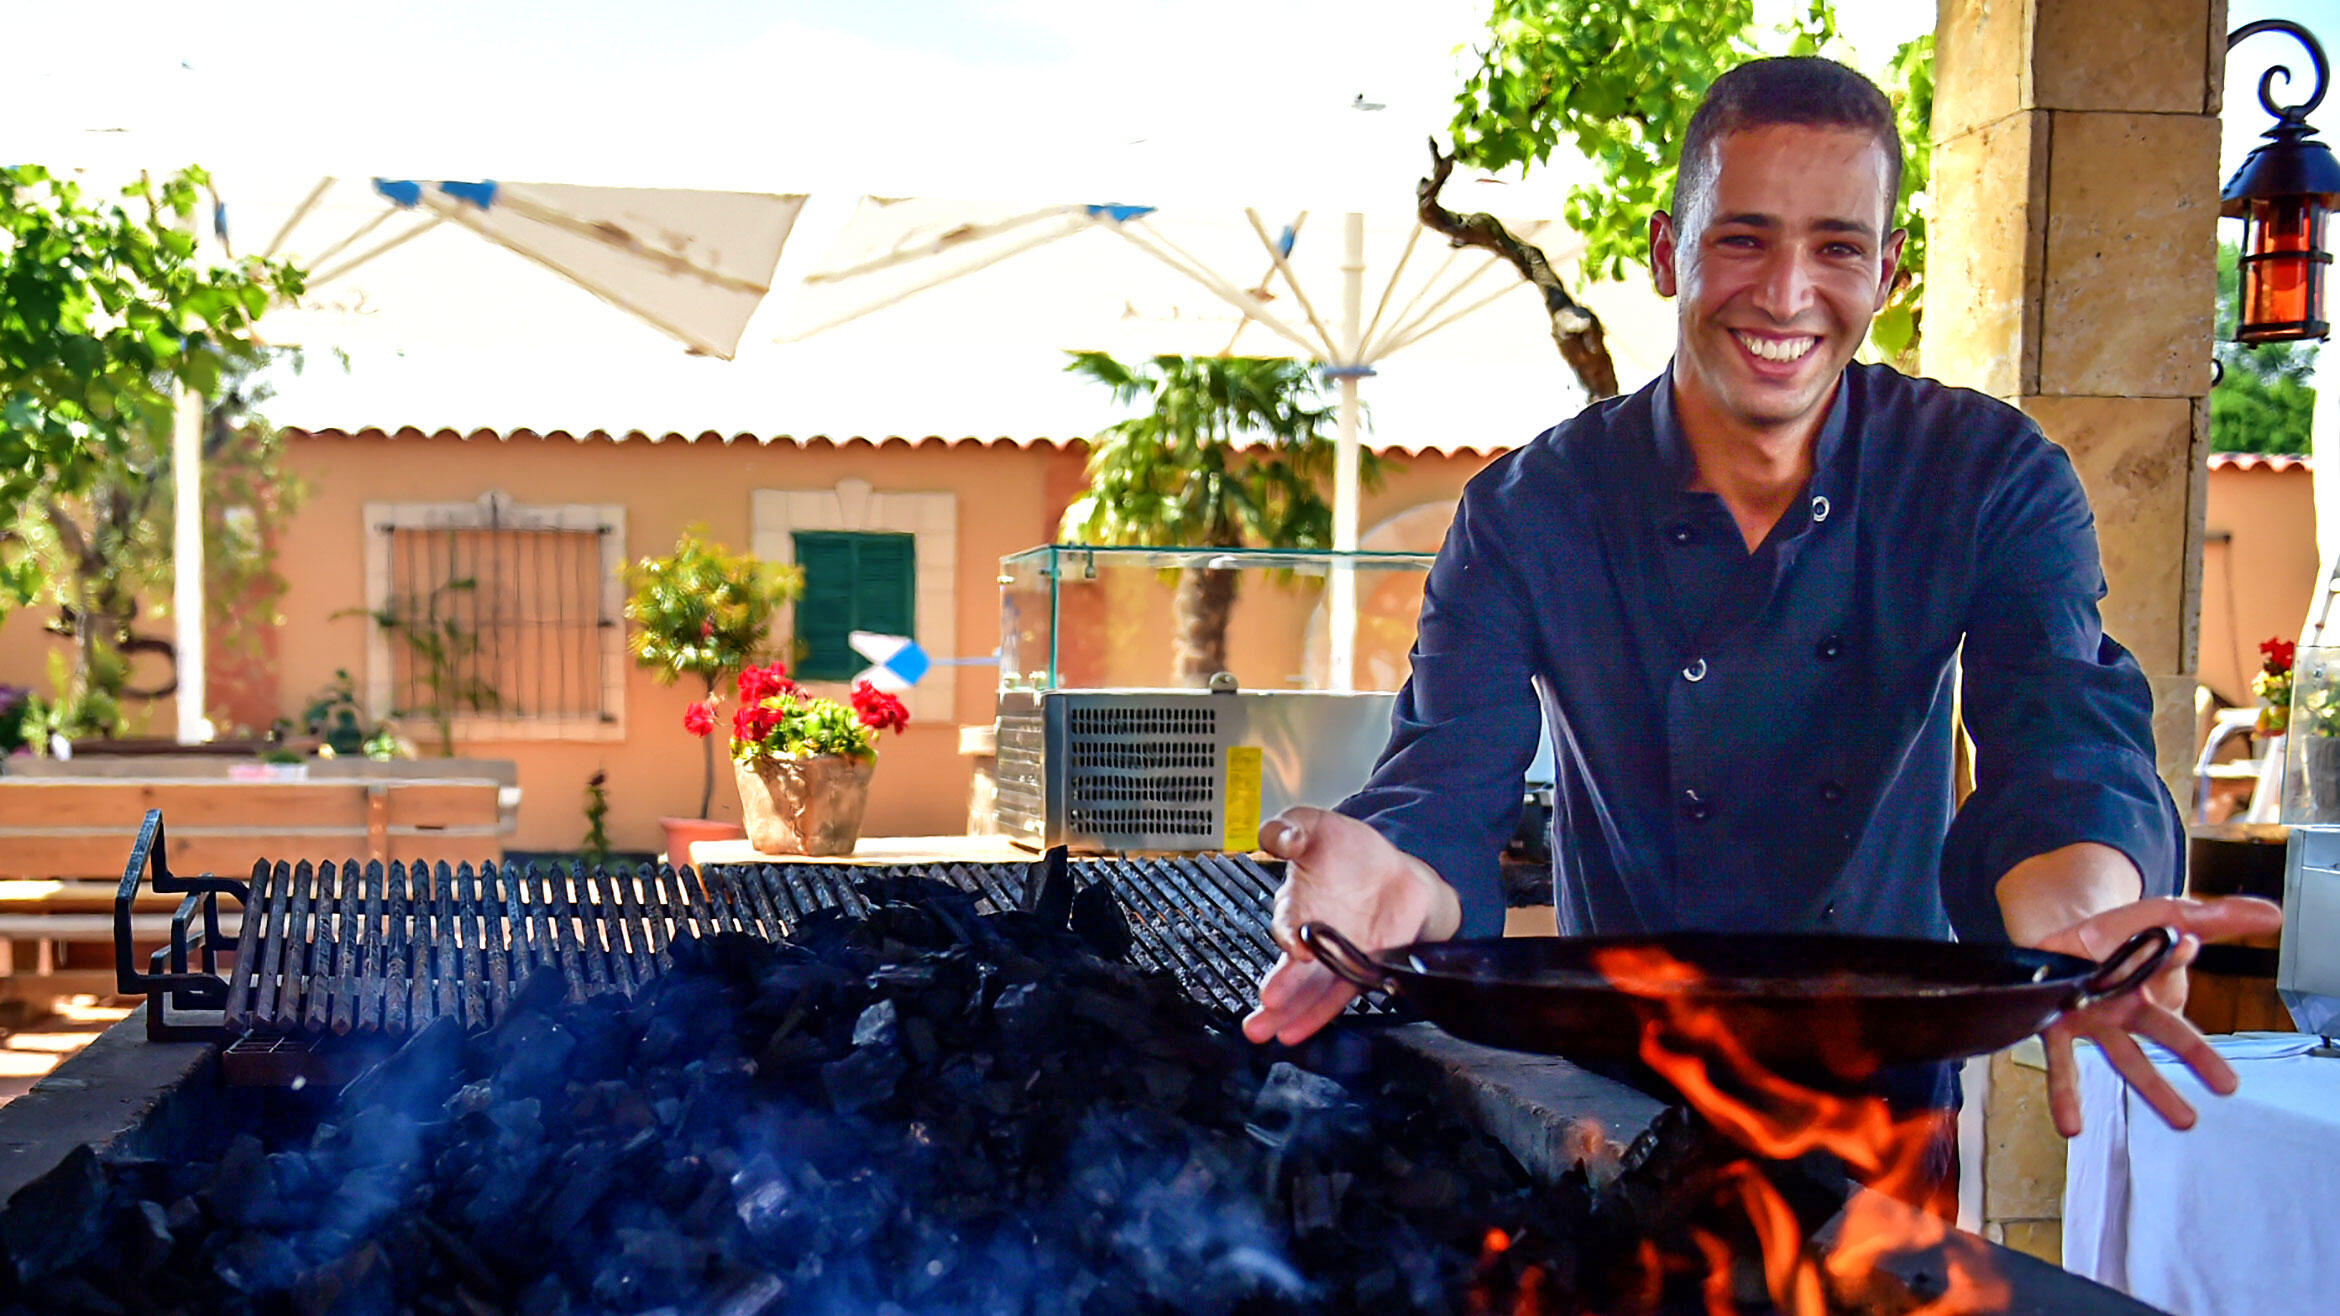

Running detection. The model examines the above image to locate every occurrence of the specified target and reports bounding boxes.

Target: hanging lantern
[2223,20,2340,344]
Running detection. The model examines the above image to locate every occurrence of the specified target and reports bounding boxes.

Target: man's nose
[1751,248,1817,321]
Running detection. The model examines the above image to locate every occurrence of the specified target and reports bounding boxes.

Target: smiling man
[1243,56,2282,1176]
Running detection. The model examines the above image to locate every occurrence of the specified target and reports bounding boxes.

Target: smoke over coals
[0,877,1762,1316]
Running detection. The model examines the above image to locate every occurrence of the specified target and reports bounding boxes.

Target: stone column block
[1920,114,2048,397]
[2151,672,2204,808]
[1934,0,2034,142]
[2021,395,2200,676]
[2038,112,2222,399]
[2034,0,2218,113]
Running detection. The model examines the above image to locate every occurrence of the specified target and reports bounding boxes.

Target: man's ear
[1650,211,1679,298]
[1876,227,1909,308]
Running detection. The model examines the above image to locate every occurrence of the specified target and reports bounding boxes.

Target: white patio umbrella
[774,193,1671,688]
[174,173,809,743]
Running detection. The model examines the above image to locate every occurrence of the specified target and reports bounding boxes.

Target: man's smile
[1730,329,1820,364]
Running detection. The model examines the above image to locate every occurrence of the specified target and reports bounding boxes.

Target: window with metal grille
[363,494,626,741]
[791,530,915,681]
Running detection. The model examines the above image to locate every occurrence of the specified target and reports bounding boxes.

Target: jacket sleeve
[1336,481,1543,938]
[1940,432,2184,942]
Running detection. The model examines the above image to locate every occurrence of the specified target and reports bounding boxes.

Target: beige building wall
[0,431,1500,856]
[2199,457,2319,706]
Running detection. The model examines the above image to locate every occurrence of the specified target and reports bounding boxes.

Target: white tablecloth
[2063,1032,2340,1315]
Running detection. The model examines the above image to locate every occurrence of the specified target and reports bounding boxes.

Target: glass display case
[997,544,1438,694]
[992,545,1438,852]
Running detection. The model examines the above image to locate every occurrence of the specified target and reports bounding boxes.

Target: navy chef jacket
[1338,363,2184,942]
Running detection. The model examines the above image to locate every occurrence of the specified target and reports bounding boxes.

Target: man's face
[1649,123,1905,436]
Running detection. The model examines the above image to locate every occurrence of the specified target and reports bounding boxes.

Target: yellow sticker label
[1223,745,1264,853]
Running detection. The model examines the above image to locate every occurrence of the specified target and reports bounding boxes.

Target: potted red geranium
[685,661,910,855]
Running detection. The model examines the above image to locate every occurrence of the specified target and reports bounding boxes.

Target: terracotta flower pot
[658,816,745,865]
[734,754,876,856]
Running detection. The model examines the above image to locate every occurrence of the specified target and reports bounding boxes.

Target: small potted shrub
[688,661,908,855]
[620,528,801,858]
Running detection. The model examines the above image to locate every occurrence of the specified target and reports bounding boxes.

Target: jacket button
[1668,523,1694,545]
[1816,634,1844,661]
[1821,901,1838,922]
[1811,495,1832,523]
[1679,788,1712,821]
[1682,657,1709,683]
[1819,780,1846,803]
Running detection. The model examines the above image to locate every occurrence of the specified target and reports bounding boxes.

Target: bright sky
[13,0,2340,439]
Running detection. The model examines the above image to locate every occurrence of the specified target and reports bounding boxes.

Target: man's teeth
[1737,332,1816,363]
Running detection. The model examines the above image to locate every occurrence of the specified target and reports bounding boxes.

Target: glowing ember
[1590,945,2011,1316]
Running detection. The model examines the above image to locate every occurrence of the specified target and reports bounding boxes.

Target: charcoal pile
[0,877,1829,1316]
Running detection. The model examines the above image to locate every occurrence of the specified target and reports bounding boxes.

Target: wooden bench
[0,778,507,1012]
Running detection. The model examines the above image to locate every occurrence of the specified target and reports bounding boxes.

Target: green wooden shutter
[792,531,916,680]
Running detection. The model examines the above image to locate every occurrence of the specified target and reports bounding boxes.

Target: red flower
[733,701,782,745]
[737,661,799,704]
[851,680,910,735]
[2262,637,2298,676]
[699,618,716,639]
[682,701,716,737]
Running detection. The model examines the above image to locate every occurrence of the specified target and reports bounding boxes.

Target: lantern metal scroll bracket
[2223,19,2340,344]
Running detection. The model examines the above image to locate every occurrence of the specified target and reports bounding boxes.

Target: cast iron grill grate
[115,809,1324,1042]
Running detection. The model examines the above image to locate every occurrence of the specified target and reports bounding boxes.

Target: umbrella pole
[172,380,210,745]
[1328,212,1365,694]
[174,199,212,747]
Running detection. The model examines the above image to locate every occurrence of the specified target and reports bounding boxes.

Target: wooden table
[688,835,1041,867]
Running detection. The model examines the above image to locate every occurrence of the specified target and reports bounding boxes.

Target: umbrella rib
[1377,273,1542,360]
[1357,221,1423,360]
[1367,221,1561,360]
[309,214,449,289]
[480,190,783,296]
[1222,212,1310,356]
[302,207,416,283]
[779,215,1094,343]
[263,177,336,262]
[434,206,734,358]
[1107,218,1324,359]
[1243,208,1341,361]
[806,205,1080,285]
[1360,236,1474,361]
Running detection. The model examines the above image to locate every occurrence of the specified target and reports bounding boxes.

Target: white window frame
[753,479,958,725]
[362,491,628,743]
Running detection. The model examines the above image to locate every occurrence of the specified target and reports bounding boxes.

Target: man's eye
[1717,234,1759,248]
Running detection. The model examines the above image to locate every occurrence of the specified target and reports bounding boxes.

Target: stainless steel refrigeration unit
[992,545,1434,853]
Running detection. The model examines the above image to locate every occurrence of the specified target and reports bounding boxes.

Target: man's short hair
[1669,56,1903,229]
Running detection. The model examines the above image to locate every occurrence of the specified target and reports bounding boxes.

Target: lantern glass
[2239,194,2331,342]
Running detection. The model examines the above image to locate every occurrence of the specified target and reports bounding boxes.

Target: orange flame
[1591,945,2010,1316]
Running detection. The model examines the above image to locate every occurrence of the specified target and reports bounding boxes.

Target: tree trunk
[1417,141,1620,401]
[698,673,717,819]
[1173,566,1239,688]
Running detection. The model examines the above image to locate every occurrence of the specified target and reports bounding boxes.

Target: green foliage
[1059,353,1379,549]
[581,769,613,864]
[341,579,501,757]
[3,164,308,741]
[2212,240,2319,455]
[735,695,875,763]
[297,667,402,760]
[1868,34,1932,365]
[1,165,303,602]
[620,527,803,692]
[1447,2,1930,359]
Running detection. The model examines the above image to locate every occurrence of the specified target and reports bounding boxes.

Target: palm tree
[1061,352,1378,687]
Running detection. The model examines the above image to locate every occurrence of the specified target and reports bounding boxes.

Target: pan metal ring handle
[1295,923,1400,995]
[2074,926,2181,1007]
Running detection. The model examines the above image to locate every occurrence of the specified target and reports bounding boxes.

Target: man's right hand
[1241,806,1464,1046]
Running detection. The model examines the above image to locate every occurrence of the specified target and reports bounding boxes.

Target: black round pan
[1297,924,2176,1077]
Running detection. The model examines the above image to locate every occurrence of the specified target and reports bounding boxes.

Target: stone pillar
[1924,0,2227,804]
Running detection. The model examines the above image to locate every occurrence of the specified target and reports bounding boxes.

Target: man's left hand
[2026,895,2285,1137]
